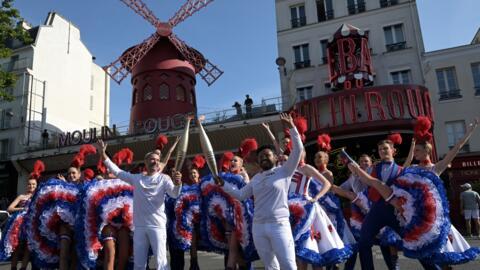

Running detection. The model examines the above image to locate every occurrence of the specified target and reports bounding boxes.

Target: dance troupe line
[1,113,480,270]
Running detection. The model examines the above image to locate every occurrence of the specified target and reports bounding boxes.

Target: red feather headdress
[414,116,433,143]
[317,134,332,152]
[29,160,45,180]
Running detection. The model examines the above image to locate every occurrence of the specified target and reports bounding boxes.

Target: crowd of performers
[1,113,480,270]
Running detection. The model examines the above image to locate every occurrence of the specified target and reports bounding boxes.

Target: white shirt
[340,166,372,193]
[223,127,303,224]
[104,158,181,228]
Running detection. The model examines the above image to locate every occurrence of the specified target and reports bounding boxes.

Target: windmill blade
[103,33,161,84]
[199,59,224,86]
[120,0,161,28]
[168,0,215,27]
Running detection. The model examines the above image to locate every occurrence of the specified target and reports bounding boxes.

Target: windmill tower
[104,0,223,133]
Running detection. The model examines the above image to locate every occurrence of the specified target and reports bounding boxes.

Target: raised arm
[7,195,26,213]
[435,118,479,175]
[403,138,416,167]
[347,163,393,200]
[280,113,304,176]
[95,139,136,184]
[222,180,254,201]
[160,136,180,171]
[302,164,331,202]
[261,122,281,155]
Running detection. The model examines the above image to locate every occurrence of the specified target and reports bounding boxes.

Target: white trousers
[133,226,168,270]
[252,221,297,270]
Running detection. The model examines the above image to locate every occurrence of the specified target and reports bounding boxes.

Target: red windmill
[104,0,223,133]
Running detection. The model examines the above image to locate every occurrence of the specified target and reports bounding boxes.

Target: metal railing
[385,41,406,52]
[380,0,398,8]
[348,2,366,15]
[294,60,311,69]
[13,96,289,153]
[439,89,462,101]
[291,16,307,28]
[318,9,334,22]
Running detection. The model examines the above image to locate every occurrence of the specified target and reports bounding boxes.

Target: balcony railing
[439,89,462,101]
[380,0,399,8]
[294,60,311,69]
[0,58,32,72]
[291,16,307,28]
[318,9,334,22]
[385,41,406,52]
[348,2,366,15]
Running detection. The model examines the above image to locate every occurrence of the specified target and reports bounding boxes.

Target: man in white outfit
[220,113,303,270]
[96,140,182,270]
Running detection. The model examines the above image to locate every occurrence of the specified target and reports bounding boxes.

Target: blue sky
[13,0,480,126]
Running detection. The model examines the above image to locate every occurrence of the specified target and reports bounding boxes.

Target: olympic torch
[174,115,193,171]
[196,116,223,185]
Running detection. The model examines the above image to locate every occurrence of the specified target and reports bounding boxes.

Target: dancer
[96,139,182,270]
[0,160,41,270]
[167,155,204,270]
[220,113,303,270]
[76,148,135,270]
[345,135,448,269]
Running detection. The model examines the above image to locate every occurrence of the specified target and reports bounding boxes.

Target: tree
[0,0,31,101]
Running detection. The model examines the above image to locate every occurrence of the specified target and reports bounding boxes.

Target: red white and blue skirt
[166,184,201,251]
[428,225,480,265]
[200,173,257,261]
[0,210,27,261]
[288,194,355,266]
[391,166,453,259]
[309,181,356,245]
[24,179,80,268]
[75,179,134,269]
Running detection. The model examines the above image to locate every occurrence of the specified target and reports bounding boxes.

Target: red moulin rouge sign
[294,85,433,134]
[327,24,374,90]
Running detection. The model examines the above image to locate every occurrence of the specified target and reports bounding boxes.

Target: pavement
[2,238,479,269]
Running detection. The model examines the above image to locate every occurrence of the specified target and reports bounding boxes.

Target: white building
[0,12,110,199]
[275,0,424,107]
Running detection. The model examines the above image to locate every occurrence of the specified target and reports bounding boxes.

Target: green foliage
[0,0,32,101]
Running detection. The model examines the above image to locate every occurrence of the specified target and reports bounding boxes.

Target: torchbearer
[218,113,304,270]
[95,139,182,270]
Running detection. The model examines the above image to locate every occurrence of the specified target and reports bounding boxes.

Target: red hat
[71,144,97,168]
[83,168,95,181]
[191,154,206,170]
[156,135,168,151]
[219,151,234,172]
[238,138,258,159]
[112,148,134,166]
[387,133,402,145]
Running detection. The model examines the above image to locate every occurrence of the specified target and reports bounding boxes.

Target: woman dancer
[167,155,204,270]
[0,161,41,270]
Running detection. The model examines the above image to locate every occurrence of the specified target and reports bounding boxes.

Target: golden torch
[196,116,223,185]
[174,115,193,171]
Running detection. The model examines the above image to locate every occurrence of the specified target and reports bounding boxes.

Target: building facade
[0,12,110,198]
[424,34,480,228]
[276,0,424,108]
[275,0,480,230]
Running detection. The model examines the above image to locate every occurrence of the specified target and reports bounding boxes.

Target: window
[390,70,411,84]
[471,62,480,96]
[159,83,170,100]
[383,24,406,52]
[316,0,334,22]
[0,109,12,129]
[297,86,313,101]
[133,88,139,105]
[320,39,328,64]
[293,44,310,69]
[347,0,366,15]
[143,84,153,101]
[0,139,9,160]
[436,67,461,100]
[176,85,186,102]
[290,5,306,28]
[89,96,93,111]
[446,121,469,152]
[380,0,398,7]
